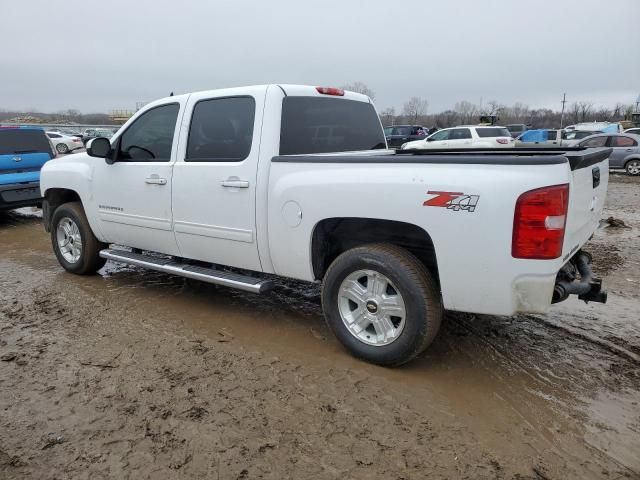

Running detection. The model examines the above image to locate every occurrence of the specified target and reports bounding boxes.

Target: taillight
[512,184,569,259]
[316,87,345,96]
[496,138,509,144]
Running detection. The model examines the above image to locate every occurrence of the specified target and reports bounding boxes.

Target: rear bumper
[0,182,42,210]
[511,250,606,314]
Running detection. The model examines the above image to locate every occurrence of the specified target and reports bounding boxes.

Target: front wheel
[51,202,106,274]
[625,159,640,176]
[321,243,442,366]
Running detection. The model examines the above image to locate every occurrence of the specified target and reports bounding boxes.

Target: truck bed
[272,147,611,171]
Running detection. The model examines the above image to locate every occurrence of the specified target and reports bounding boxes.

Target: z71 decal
[423,191,480,212]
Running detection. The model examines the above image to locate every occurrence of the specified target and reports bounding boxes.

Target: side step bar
[99,249,274,294]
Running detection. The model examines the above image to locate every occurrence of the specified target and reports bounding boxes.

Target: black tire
[321,243,442,367]
[51,201,106,275]
[56,143,69,154]
[625,159,640,176]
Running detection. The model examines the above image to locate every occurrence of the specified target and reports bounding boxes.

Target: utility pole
[635,94,640,113]
[560,93,567,129]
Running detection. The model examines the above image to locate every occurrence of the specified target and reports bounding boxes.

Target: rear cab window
[0,129,53,157]
[279,97,386,155]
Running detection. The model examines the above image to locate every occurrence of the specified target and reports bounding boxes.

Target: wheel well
[43,188,81,231]
[311,218,439,285]
[625,157,640,167]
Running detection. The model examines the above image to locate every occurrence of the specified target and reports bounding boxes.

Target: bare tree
[379,107,396,126]
[341,82,375,100]
[569,102,581,124]
[577,101,593,122]
[402,97,428,124]
[454,100,478,125]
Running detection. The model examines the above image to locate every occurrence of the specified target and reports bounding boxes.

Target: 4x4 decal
[423,191,480,212]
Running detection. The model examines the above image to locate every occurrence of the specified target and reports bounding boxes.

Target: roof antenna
[170,92,174,96]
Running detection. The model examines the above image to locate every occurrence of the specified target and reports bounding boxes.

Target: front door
[92,102,182,255]
[171,87,265,272]
[424,128,450,148]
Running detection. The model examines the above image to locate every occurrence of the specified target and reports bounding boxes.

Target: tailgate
[0,152,50,185]
[562,148,610,259]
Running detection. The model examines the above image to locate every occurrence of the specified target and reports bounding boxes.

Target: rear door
[607,135,638,168]
[171,87,266,271]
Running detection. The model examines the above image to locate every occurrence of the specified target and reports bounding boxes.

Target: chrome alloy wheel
[337,269,406,346]
[56,217,83,264]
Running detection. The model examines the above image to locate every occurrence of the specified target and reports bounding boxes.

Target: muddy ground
[1,174,639,480]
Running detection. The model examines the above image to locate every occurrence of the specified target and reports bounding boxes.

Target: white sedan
[401,126,515,149]
[46,131,84,154]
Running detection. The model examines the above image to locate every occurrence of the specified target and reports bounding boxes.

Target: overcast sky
[1,0,639,114]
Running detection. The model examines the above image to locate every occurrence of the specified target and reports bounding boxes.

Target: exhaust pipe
[552,251,607,304]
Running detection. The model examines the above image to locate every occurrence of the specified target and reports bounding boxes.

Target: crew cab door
[91,102,182,255]
[171,87,265,271]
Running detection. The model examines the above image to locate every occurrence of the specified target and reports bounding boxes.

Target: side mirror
[426,137,434,142]
[87,137,113,162]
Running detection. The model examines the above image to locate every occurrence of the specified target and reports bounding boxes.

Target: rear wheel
[321,243,442,366]
[56,143,69,154]
[625,159,640,176]
[51,202,106,274]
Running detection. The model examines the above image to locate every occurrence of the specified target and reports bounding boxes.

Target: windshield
[280,97,386,155]
[0,129,52,156]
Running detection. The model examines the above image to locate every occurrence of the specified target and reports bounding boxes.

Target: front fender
[40,155,105,240]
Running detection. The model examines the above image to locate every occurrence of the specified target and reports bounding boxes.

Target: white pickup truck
[40,84,609,366]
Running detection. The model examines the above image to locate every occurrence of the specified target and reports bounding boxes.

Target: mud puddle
[1,176,640,479]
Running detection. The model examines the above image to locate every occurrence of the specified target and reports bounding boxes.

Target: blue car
[0,126,56,210]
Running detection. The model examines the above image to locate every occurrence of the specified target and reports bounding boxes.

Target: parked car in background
[576,133,640,175]
[82,128,116,146]
[0,126,56,210]
[506,124,531,138]
[401,126,514,149]
[561,130,600,146]
[624,127,640,136]
[46,131,84,154]
[573,122,623,134]
[515,129,561,146]
[384,125,428,148]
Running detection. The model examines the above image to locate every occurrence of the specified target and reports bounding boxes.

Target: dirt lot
[1,174,639,479]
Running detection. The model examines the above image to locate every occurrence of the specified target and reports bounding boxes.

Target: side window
[580,136,607,148]
[48,133,61,138]
[450,128,472,140]
[430,129,450,141]
[118,103,179,162]
[186,97,255,162]
[612,136,637,147]
[546,130,557,141]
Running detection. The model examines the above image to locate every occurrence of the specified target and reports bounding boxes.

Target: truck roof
[144,84,372,110]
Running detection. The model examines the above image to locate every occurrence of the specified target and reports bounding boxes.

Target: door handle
[221,179,249,188]
[145,176,167,185]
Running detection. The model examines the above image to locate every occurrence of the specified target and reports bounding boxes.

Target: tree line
[342,82,637,129]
